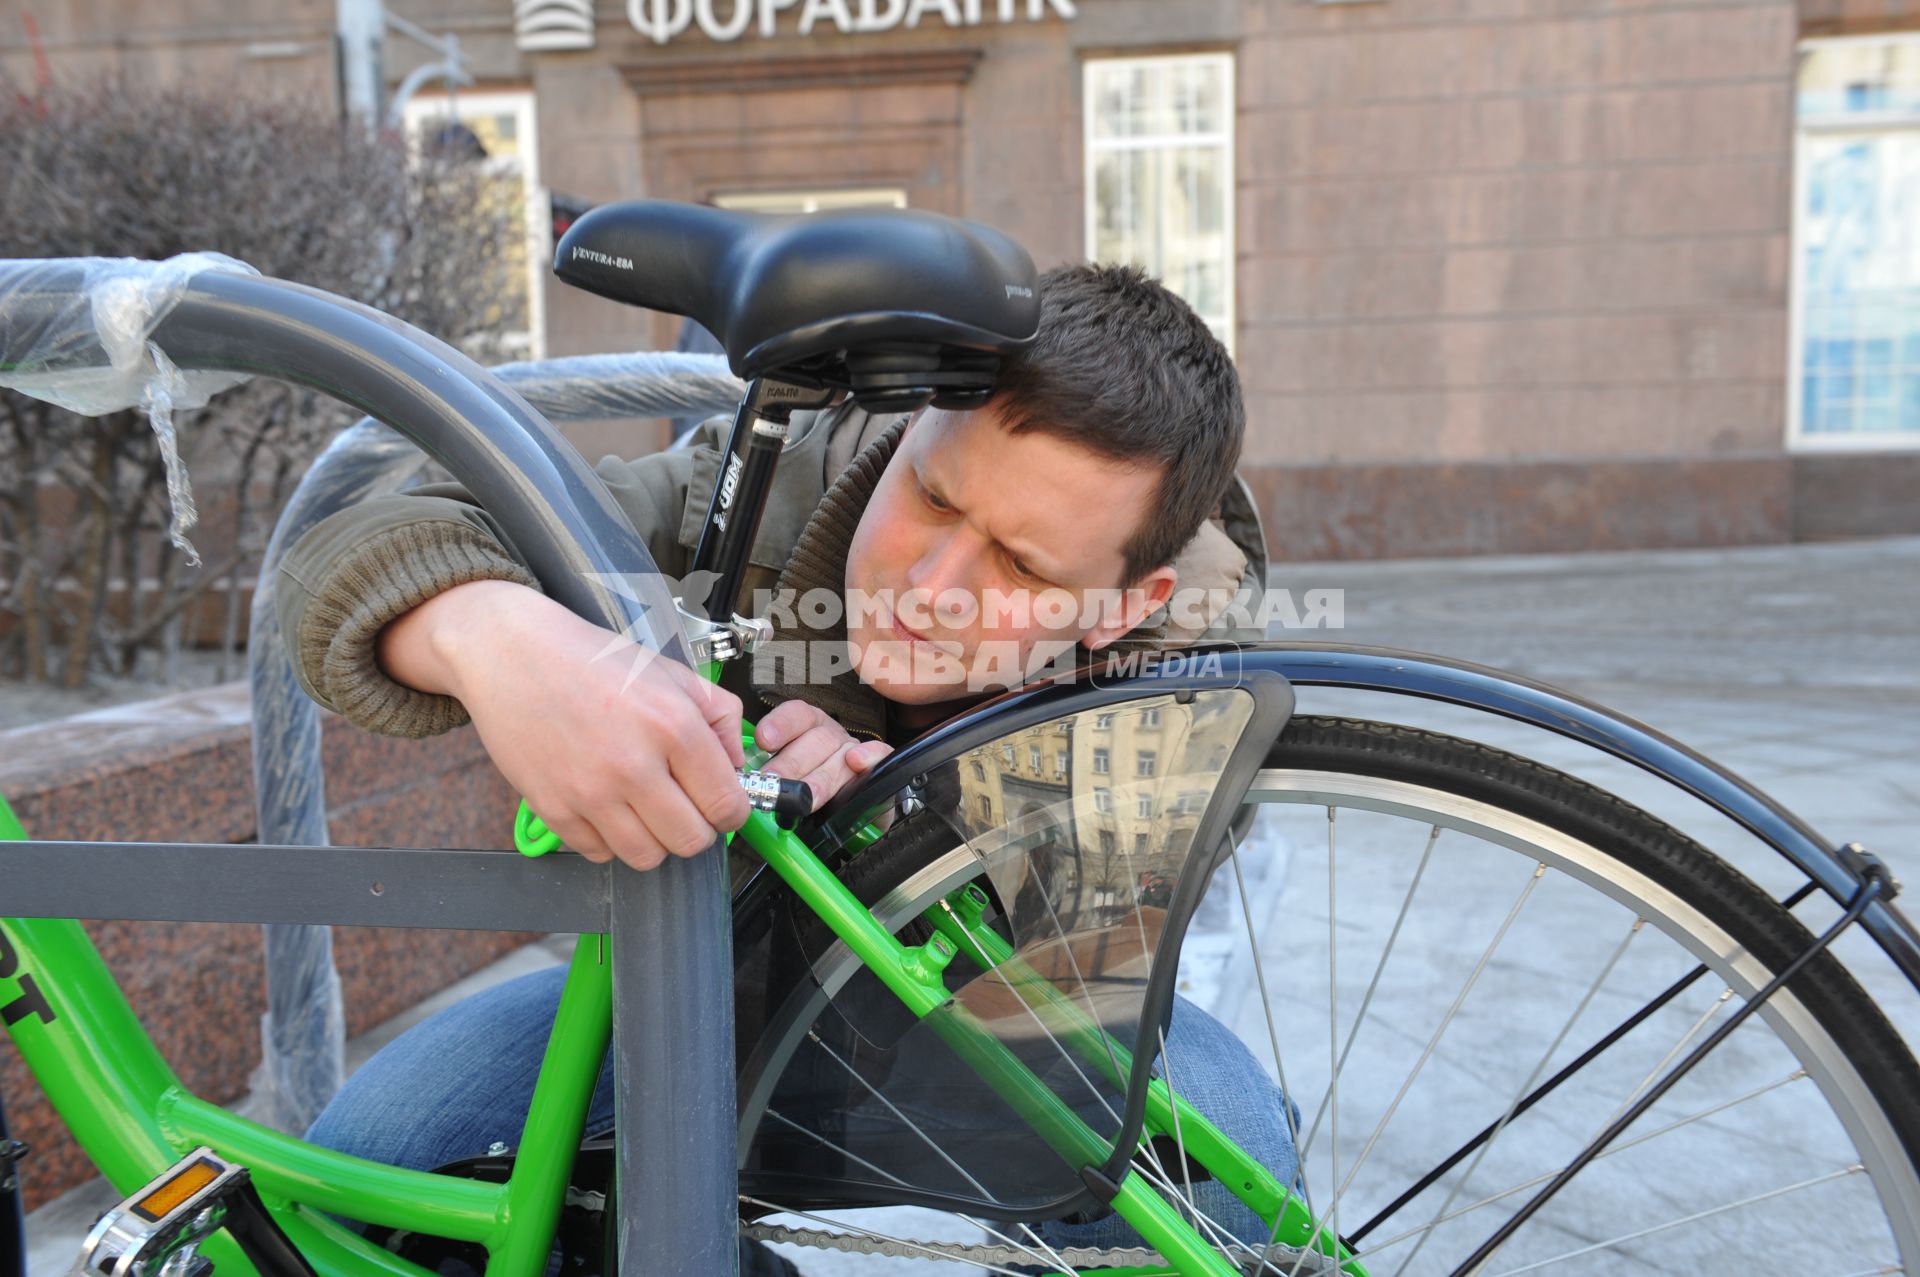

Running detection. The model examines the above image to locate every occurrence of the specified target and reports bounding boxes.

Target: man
[277,264,1295,1264]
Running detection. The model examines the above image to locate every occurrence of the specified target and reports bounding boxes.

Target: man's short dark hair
[991,263,1245,585]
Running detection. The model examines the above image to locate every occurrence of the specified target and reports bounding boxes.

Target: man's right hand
[376,578,751,870]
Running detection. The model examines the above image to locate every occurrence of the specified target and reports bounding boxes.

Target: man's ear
[1083,565,1177,652]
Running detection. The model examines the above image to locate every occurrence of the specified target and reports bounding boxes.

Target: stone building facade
[8,0,1919,557]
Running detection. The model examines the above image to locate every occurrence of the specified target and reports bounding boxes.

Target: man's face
[842,403,1176,704]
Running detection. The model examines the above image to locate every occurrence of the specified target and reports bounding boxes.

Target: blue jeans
[307,967,1300,1254]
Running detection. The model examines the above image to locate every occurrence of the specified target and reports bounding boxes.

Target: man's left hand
[755,700,893,813]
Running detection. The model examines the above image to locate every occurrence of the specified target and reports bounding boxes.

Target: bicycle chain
[741,1219,1330,1274]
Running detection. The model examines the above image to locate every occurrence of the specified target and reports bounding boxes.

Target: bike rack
[0,263,752,1277]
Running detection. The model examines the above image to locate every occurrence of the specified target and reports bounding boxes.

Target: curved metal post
[246,354,745,1134]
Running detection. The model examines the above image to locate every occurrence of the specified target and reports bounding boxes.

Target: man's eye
[1007,554,1040,583]
[922,484,952,513]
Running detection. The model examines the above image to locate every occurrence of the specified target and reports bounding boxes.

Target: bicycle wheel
[732,715,1920,1276]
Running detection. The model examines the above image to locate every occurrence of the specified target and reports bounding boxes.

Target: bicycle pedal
[71,1149,244,1277]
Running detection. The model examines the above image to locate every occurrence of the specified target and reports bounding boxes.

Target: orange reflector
[133,1159,221,1222]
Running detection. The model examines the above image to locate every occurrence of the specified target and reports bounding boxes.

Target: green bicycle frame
[1,702,1359,1276]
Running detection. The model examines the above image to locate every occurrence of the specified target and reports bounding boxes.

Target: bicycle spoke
[1324,864,1546,1199]
[1349,1069,1812,1260]
[1285,808,1344,1277]
[803,1030,1007,1205]
[1604,986,1734,1128]
[1478,1165,1866,1277]
[1299,825,1442,1154]
[1158,1024,1202,1228]
[1383,918,1645,1277]
[1227,827,1331,1270]
[764,1107,918,1189]
[774,1053,1085,1275]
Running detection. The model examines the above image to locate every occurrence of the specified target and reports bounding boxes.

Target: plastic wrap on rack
[248,419,434,1133]
[489,351,743,425]
[246,355,746,1131]
[0,253,260,564]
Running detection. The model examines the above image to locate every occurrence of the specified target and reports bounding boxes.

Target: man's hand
[754,699,892,813]
[377,578,751,870]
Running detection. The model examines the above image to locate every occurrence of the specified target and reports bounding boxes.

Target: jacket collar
[750,415,1169,746]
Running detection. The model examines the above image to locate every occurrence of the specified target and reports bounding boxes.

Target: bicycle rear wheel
[734,715,1920,1275]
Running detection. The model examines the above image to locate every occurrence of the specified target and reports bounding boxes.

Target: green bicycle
[2,204,1917,1277]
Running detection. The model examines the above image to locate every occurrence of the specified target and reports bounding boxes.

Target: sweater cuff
[297,520,539,738]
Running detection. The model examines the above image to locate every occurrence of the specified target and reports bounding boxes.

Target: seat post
[689,377,835,630]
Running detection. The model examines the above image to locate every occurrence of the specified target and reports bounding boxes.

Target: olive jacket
[275,402,1266,748]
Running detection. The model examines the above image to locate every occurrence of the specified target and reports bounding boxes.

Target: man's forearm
[375,578,545,700]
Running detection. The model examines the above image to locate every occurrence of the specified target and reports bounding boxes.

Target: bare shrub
[0,77,518,688]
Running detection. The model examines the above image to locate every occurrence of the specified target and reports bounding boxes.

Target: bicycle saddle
[553,200,1040,410]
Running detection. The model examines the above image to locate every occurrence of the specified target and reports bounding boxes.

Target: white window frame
[401,89,547,361]
[1789,33,1920,452]
[1083,52,1237,354]
[714,188,908,214]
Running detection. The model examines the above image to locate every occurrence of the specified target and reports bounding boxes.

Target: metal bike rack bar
[0,263,745,1277]
[247,355,742,1133]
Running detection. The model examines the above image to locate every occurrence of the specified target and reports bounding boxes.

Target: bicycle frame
[2,751,1351,1277]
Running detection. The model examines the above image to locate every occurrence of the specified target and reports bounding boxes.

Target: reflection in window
[1141,707,1161,727]
[1085,54,1236,351]
[1093,747,1111,774]
[1795,37,1920,443]
[402,91,545,360]
[1094,712,1115,730]
[978,794,992,822]
[1137,750,1157,778]
[1093,787,1113,814]
[1137,793,1154,818]
[972,760,986,781]
[1029,744,1042,771]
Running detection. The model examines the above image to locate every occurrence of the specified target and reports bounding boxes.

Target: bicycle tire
[733,715,1920,1275]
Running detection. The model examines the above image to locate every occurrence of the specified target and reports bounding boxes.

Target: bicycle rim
[738,716,1920,1275]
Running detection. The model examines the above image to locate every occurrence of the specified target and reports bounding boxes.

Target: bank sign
[627,0,1079,43]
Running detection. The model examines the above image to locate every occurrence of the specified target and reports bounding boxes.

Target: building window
[1134,831,1150,856]
[402,90,545,361]
[1053,753,1067,778]
[1141,707,1161,727]
[1136,793,1153,819]
[1093,747,1110,775]
[1084,54,1235,351]
[1793,37,1920,448]
[1093,787,1113,814]
[1002,744,1016,766]
[978,794,992,822]
[1029,744,1042,771]
[1137,750,1157,778]
[1094,712,1115,730]
[971,760,986,782]
[714,188,908,214]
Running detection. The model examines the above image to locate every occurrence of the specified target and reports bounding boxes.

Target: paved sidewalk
[26,537,1920,1275]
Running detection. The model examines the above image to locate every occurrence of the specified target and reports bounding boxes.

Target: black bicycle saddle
[553,200,1040,410]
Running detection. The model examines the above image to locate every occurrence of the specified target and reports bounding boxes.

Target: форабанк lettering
[628,0,1077,45]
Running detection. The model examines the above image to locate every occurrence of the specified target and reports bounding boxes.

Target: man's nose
[906,529,984,600]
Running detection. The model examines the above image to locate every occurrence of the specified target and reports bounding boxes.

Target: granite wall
[0,682,535,1211]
